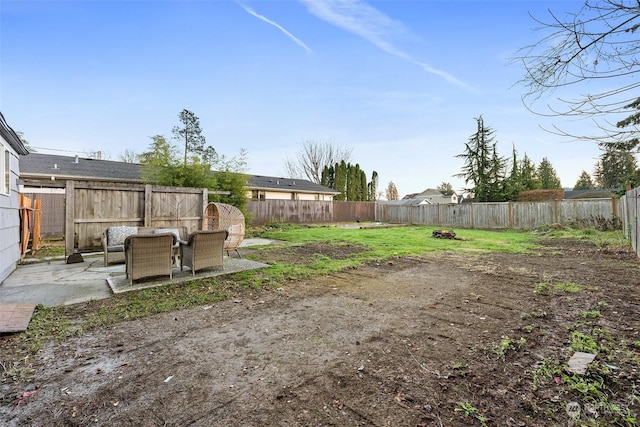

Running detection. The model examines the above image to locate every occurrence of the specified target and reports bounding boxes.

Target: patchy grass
[1,225,629,385]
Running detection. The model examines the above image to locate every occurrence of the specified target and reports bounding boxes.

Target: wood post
[65,180,75,257]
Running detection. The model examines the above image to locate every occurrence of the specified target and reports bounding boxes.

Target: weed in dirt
[555,282,583,293]
[533,282,551,294]
[455,402,488,426]
[570,331,600,354]
[494,335,527,359]
[582,310,602,319]
[0,358,34,383]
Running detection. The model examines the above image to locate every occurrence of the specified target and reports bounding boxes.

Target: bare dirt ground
[1,237,639,426]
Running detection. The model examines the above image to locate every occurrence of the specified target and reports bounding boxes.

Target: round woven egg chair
[204,202,245,257]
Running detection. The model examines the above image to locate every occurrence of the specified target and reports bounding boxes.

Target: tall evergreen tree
[321,162,377,201]
[537,157,562,189]
[520,154,539,191]
[334,161,348,201]
[573,171,595,191]
[594,147,639,190]
[368,171,379,201]
[455,116,505,202]
[172,109,212,165]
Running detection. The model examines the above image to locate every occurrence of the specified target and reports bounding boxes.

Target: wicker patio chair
[102,225,139,266]
[225,223,245,258]
[180,230,228,276]
[204,202,245,258]
[124,233,175,286]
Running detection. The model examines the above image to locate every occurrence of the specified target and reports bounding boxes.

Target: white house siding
[0,142,23,283]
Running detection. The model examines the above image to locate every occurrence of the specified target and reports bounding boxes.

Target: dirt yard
[1,237,639,426]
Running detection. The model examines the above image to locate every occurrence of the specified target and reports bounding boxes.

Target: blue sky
[1,0,606,196]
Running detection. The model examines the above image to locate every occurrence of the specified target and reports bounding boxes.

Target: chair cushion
[107,226,138,246]
[154,228,186,246]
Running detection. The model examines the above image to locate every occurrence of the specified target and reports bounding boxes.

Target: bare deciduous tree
[385,181,399,201]
[284,140,353,183]
[119,149,139,163]
[514,1,640,148]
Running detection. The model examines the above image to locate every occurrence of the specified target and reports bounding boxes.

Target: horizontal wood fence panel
[511,202,556,229]
[332,201,376,223]
[247,200,333,225]
[65,180,208,256]
[377,198,621,231]
[474,202,510,228]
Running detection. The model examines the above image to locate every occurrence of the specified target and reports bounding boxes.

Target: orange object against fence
[18,193,42,256]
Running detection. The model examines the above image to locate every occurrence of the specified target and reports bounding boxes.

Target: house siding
[0,144,23,283]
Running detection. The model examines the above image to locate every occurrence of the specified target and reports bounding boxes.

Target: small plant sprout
[455,402,488,427]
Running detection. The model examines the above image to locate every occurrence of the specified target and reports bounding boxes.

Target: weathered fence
[65,180,208,256]
[377,198,621,230]
[247,200,334,225]
[621,188,639,257]
[246,200,378,225]
[22,192,64,237]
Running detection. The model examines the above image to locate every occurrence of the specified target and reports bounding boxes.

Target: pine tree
[537,157,562,189]
[573,171,595,191]
[594,147,639,190]
[456,116,505,202]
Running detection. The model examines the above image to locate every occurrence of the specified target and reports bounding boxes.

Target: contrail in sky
[299,0,468,87]
[239,4,313,53]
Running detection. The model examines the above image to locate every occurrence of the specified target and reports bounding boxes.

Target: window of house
[291,193,299,200]
[1,146,9,196]
[252,190,265,201]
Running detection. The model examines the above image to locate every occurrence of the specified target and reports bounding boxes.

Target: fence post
[144,184,152,227]
[508,201,513,228]
[611,197,617,218]
[64,180,75,257]
[201,188,208,230]
[471,203,474,228]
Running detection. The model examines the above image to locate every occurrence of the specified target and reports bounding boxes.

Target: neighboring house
[20,153,143,191]
[396,188,459,205]
[246,175,340,201]
[564,189,616,199]
[19,153,339,201]
[0,112,29,284]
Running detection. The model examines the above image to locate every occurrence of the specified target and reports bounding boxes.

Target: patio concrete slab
[0,238,276,308]
[106,257,269,294]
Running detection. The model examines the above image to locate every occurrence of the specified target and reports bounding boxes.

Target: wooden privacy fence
[377,198,621,230]
[246,200,378,225]
[246,199,620,228]
[22,192,64,237]
[247,200,335,225]
[65,180,209,256]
